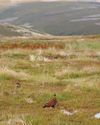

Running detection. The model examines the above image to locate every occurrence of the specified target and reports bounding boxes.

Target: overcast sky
[9,0,100,3]
[0,0,100,5]
[13,0,100,2]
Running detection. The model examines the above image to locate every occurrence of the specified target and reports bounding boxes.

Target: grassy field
[0,35,100,125]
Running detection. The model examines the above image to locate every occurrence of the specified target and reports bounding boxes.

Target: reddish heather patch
[0,43,64,50]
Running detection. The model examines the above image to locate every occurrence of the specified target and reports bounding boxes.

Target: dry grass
[0,66,31,81]
[0,36,100,125]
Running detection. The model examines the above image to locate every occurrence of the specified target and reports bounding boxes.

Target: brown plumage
[43,94,57,108]
[16,81,21,88]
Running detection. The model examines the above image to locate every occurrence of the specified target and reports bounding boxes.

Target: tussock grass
[0,36,100,125]
[0,67,31,81]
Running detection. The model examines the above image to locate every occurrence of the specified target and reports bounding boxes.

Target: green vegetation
[0,36,100,125]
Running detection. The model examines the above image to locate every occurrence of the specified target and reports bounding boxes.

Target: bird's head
[53,94,56,97]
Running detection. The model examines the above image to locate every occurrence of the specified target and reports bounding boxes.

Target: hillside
[0,24,50,37]
[0,2,100,36]
[0,35,100,125]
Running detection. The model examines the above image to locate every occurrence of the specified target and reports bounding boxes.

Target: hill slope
[0,2,100,36]
[0,24,50,37]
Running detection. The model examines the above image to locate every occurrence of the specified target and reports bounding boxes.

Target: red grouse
[43,94,57,108]
[16,81,21,88]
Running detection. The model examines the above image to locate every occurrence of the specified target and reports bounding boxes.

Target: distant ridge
[0,1,100,36]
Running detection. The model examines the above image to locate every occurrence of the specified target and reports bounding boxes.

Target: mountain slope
[0,2,100,36]
[0,24,50,37]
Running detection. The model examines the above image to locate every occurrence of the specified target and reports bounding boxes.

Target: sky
[15,0,100,1]
[0,0,100,5]
[9,0,100,3]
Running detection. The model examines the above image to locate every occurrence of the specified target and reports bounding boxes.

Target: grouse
[16,81,21,88]
[43,94,57,108]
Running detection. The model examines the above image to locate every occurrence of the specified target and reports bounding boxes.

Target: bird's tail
[43,104,47,108]
[43,105,46,108]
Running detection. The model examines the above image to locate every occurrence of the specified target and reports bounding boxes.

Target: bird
[43,94,57,108]
[16,81,21,88]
